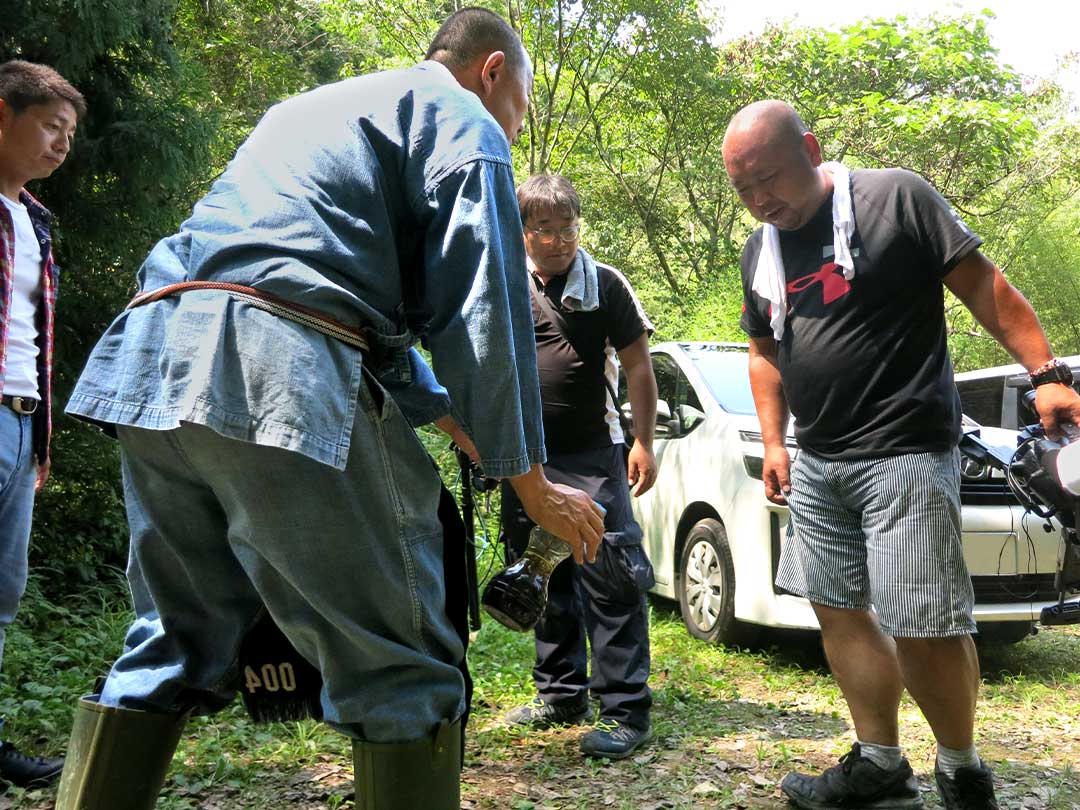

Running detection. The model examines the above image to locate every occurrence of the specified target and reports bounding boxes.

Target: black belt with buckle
[1,395,38,415]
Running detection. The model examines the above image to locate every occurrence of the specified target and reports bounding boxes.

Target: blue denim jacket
[67,62,545,477]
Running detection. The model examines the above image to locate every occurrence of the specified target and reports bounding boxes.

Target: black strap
[527,278,631,438]
[437,481,474,762]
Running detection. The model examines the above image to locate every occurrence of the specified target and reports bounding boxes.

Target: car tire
[975,621,1035,646]
[678,518,757,647]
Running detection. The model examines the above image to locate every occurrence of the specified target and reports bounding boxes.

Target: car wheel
[678,518,755,647]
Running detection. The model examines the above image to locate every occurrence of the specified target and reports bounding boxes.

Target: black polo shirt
[530,263,651,454]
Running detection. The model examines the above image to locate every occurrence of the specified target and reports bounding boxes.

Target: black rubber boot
[54,695,189,810]
[352,718,461,810]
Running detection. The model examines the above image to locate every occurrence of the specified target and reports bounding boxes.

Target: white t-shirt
[1,194,43,399]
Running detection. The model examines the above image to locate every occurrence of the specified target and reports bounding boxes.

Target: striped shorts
[776,448,976,638]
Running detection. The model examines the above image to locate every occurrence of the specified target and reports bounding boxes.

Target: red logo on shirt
[787,262,851,305]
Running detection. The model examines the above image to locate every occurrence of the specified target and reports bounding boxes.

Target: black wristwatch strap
[1029,359,1074,388]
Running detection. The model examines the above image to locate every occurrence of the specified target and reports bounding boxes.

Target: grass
[2,568,1078,808]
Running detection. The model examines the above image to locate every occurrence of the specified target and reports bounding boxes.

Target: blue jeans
[104,369,466,742]
[0,405,36,671]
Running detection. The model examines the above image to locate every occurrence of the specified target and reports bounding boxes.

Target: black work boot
[54,695,190,810]
[781,743,924,809]
[935,761,1000,810]
[353,717,461,810]
[0,740,63,787]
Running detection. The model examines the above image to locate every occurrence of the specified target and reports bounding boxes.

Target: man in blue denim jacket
[54,9,604,810]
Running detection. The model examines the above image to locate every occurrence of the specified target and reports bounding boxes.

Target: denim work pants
[104,370,466,742]
[0,405,36,669]
[501,445,654,730]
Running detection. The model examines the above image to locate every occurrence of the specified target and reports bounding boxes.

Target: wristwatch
[1029,358,1074,388]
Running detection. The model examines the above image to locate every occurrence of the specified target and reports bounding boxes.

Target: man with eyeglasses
[501,173,659,759]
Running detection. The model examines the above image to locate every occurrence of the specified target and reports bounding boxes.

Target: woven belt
[1,395,38,415]
[127,281,371,352]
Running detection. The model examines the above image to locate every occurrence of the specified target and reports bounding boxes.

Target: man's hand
[509,465,606,564]
[762,445,791,505]
[432,415,480,466]
[627,441,657,497]
[35,459,51,493]
[1034,383,1080,440]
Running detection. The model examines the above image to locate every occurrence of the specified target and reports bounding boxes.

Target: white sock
[857,740,904,771]
[936,744,980,778]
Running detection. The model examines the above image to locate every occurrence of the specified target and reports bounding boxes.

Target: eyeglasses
[526,223,581,244]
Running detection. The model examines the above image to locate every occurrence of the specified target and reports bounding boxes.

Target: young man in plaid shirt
[0,59,84,788]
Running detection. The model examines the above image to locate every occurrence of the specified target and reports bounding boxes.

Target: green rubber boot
[55,695,190,810]
[353,718,461,809]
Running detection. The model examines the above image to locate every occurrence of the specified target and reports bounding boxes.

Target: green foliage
[0,570,130,756]
[4,0,220,587]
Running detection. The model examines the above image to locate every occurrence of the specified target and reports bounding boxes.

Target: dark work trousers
[499,444,654,731]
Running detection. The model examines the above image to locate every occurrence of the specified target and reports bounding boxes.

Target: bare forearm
[748,340,789,449]
[946,254,1053,371]
[626,365,657,448]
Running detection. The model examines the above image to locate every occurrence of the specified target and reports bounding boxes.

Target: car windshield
[687,349,756,414]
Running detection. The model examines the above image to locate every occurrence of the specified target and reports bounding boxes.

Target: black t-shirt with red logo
[739,168,982,459]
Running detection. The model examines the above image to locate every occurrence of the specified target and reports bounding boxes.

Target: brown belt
[127,281,371,352]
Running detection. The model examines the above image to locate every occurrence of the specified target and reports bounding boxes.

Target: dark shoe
[935,761,1000,810]
[580,719,653,759]
[781,743,924,809]
[505,696,589,729]
[0,741,64,787]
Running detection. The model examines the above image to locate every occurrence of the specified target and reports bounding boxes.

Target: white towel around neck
[751,161,854,341]
[555,248,600,312]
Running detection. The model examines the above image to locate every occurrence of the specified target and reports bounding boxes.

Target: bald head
[723,100,808,156]
[722,100,830,231]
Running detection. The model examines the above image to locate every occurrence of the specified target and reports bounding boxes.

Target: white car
[624,342,1071,646]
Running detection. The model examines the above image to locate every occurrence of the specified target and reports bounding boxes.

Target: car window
[956,377,1005,428]
[686,351,756,415]
[651,354,682,439]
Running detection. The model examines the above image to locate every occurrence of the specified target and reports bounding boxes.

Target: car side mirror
[654,400,678,438]
[680,404,706,432]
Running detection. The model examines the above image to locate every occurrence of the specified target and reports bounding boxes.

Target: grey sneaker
[781,743,924,809]
[935,761,1000,810]
[580,719,653,759]
[505,696,590,729]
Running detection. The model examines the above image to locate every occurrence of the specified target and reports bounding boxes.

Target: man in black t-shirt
[500,174,659,759]
[724,100,1080,810]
